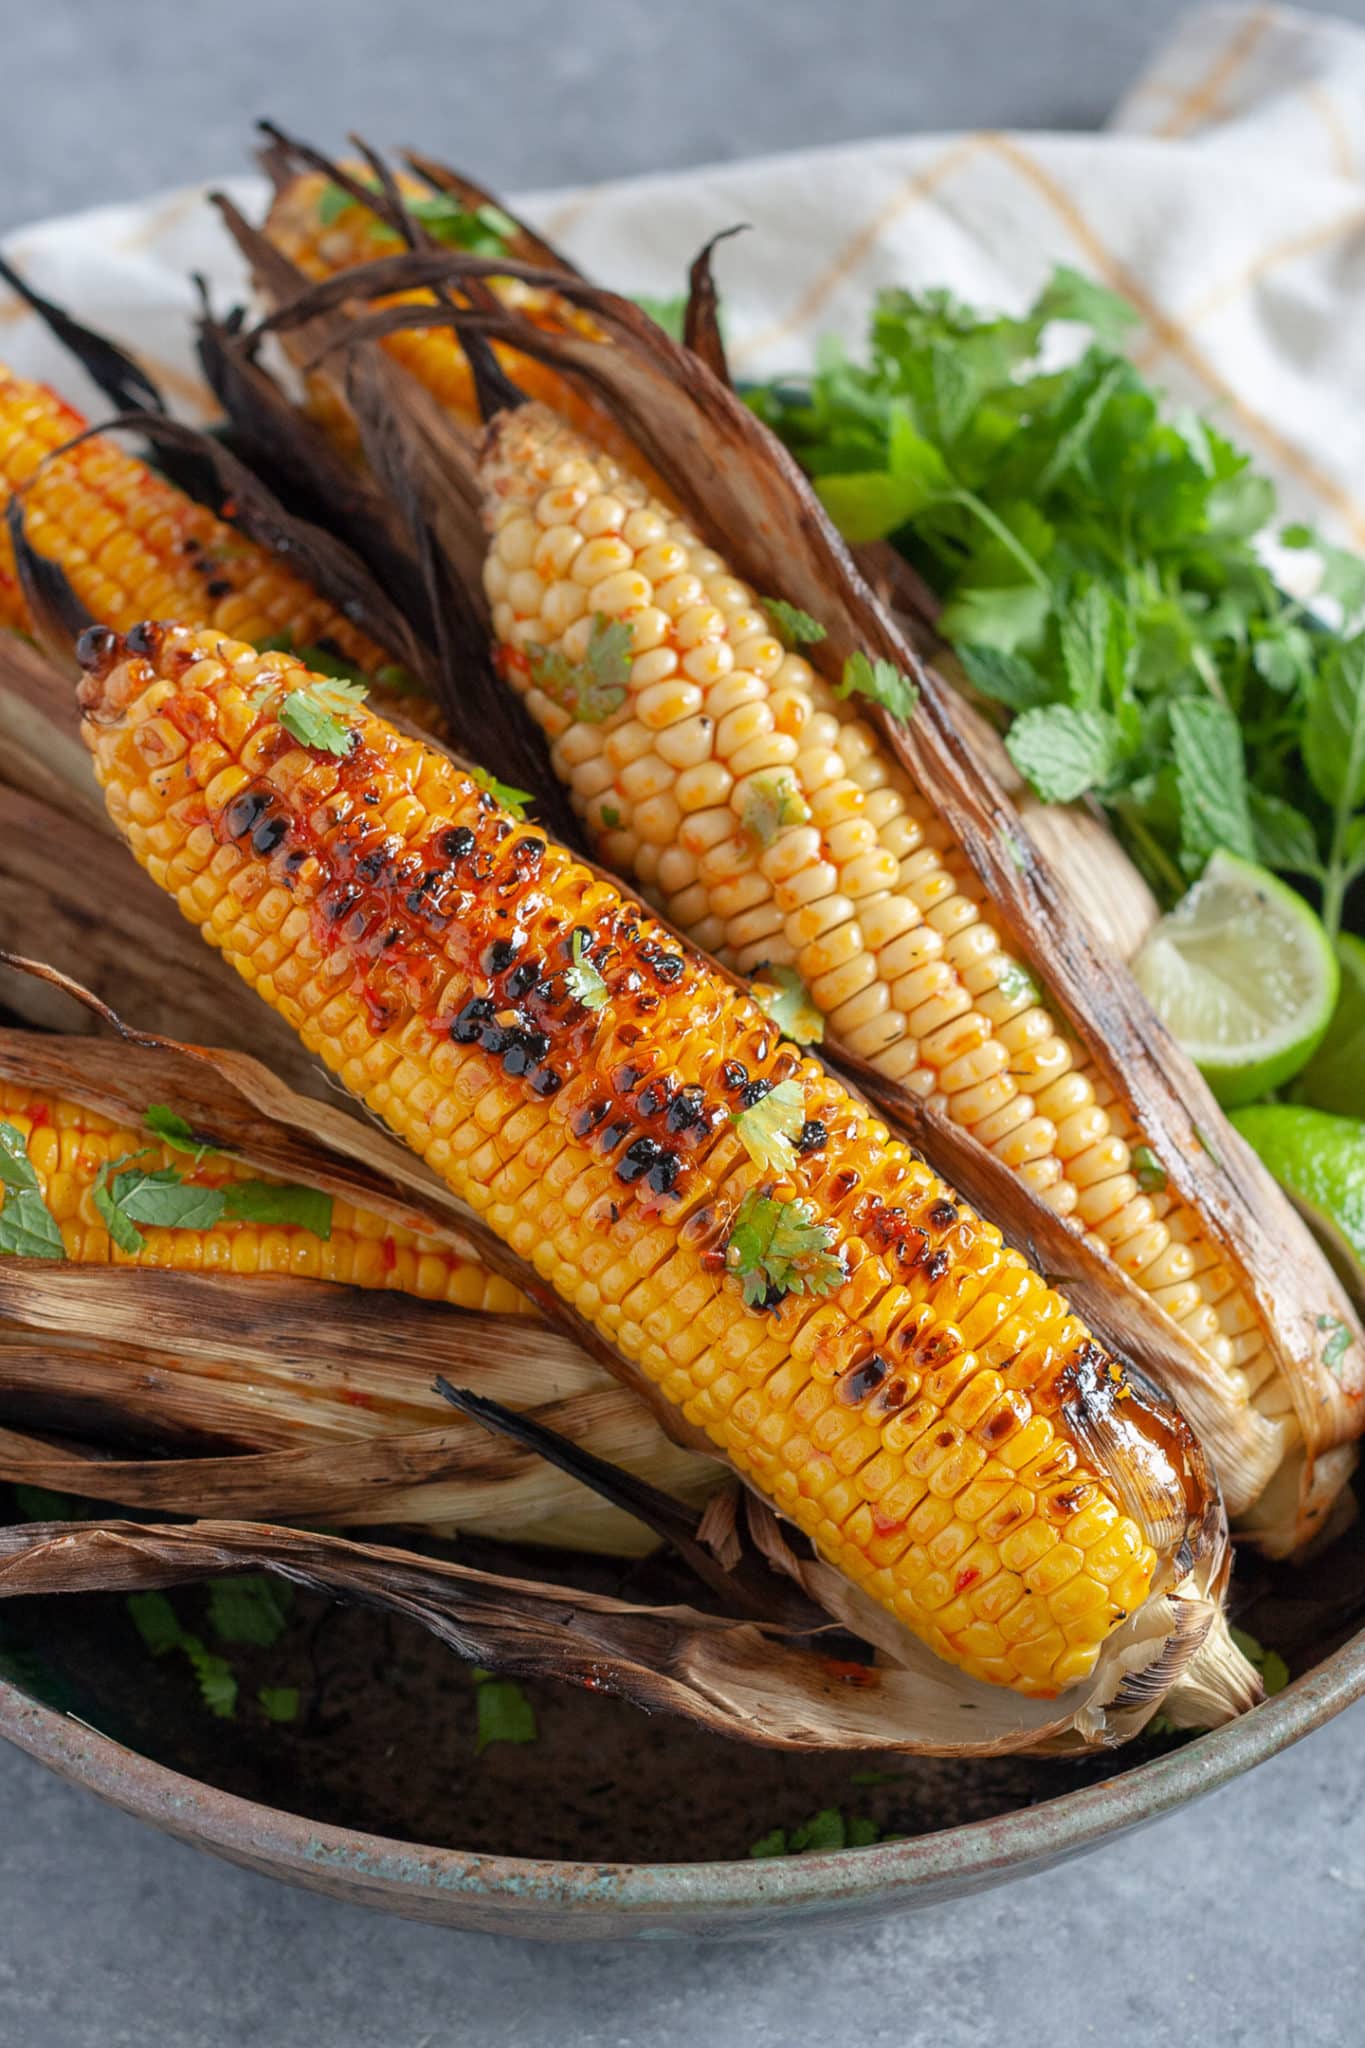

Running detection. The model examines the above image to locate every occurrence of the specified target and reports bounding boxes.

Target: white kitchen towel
[4,4,1365,548]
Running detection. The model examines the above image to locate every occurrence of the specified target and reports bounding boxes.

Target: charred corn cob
[472,404,1280,1480]
[0,364,388,674]
[0,1079,526,1312]
[77,622,1214,1697]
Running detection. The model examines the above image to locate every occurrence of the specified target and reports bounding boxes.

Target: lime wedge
[1132,852,1339,1109]
[1230,1104,1365,1307]
[1293,931,1365,1119]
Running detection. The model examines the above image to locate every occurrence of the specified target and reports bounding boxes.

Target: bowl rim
[3,1621,1363,1925]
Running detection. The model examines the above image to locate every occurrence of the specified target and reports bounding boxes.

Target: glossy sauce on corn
[74,622,1201,1696]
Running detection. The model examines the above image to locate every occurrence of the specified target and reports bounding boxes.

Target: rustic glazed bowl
[3,1569,1363,1940]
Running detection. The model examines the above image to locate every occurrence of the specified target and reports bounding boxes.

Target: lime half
[1132,852,1339,1109]
[1230,1104,1365,1307]
[1293,931,1365,1119]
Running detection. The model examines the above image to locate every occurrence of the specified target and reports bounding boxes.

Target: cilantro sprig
[748,267,1365,930]
[762,597,827,649]
[837,651,918,722]
[740,773,810,849]
[527,615,633,725]
[565,929,609,1011]
[750,965,824,1045]
[749,1808,880,1857]
[278,674,368,757]
[316,177,514,257]
[732,1078,806,1174]
[469,764,534,820]
[724,1188,844,1309]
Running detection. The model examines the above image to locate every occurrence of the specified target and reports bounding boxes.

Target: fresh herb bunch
[748,268,1365,935]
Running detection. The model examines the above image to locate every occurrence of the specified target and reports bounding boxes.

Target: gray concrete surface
[6,1,1365,2040]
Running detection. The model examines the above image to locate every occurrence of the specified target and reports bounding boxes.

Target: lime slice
[1293,931,1365,1118]
[1132,852,1339,1109]
[1230,1104,1365,1307]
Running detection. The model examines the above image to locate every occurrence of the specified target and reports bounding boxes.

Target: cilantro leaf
[258,1685,301,1724]
[257,633,370,686]
[471,1667,538,1752]
[527,614,633,724]
[182,1636,239,1720]
[406,194,515,255]
[741,773,810,849]
[565,929,609,1011]
[207,1576,293,1648]
[222,1181,333,1238]
[732,1078,806,1174]
[750,965,825,1045]
[725,1189,844,1309]
[1006,705,1126,804]
[837,650,918,721]
[316,181,356,227]
[278,675,369,756]
[762,598,827,648]
[468,764,533,820]
[748,1808,880,1858]
[144,1105,223,1163]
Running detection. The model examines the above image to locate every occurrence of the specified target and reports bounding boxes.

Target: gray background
[5,1,1365,2042]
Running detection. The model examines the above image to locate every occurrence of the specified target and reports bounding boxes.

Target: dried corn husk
[0,1513,1257,1755]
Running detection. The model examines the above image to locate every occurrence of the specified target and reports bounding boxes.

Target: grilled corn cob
[0,364,388,673]
[473,403,1279,1486]
[77,622,1212,1697]
[0,1079,525,1311]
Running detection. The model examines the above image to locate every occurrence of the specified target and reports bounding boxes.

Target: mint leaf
[1006,705,1125,804]
[0,1187,65,1261]
[1059,583,1115,711]
[956,644,1053,713]
[0,1122,40,1192]
[1170,697,1255,868]
[222,1182,333,1238]
[144,1105,223,1162]
[1249,791,1322,877]
[836,651,918,721]
[1304,640,1365,813]
[105,1167,226,1233]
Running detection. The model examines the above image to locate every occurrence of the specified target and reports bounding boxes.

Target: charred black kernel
[223,787,273,841]
[468,853,495,884]
[510,837,544,867]
[381,927,401,949]
[356,846,391,881]
[500,1028,550,1076]
[75,623,120,672]
[838,1354,890,1406]
[124,620,158,657]
[451,996,495,1044]
[615,1065,645,1094]
[505,957,542,1000]
[927,1199,958,1232]
[636,1080,672,1119]
[362,789,380,805]
[616,1137,670,1186]
[250,811,290,857]
[405,872,445,912]
[441,826,476,860]
[282,847,308,873]
[796,1120,828,1155]
[650,951,684,983]
[755,1282,788,1312]
[205,576,233,599]
[924,1248,950,1284]
[738,1078,773,1109]
[720,1061,749,1093]
[572,1099,612,1137]
[665,1086,706,1134]
[597,1119,632,1153]
[646,1150,681,1195]
[485,937,519,974]
[529,1067,564,1097]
